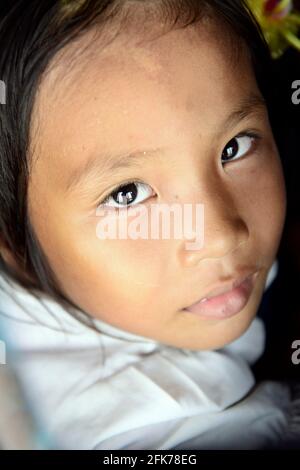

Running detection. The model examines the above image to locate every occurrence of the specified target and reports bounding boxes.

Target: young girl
[0,0,298,449]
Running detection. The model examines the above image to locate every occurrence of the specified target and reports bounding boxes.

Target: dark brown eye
[221,135,254,163]
[101,182,153,209]
[112,182,138,206]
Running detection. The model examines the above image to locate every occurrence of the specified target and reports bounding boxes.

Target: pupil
[223,138,238,160]
[114,183,137,205]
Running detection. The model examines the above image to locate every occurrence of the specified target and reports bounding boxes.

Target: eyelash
[97,130,262,210]
[99,178,152,210]
[221,130,261,163]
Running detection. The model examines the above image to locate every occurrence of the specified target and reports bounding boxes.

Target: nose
[179,175,249,268]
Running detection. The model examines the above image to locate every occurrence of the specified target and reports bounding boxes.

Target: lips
[198,271,257,303]
[183,269,260,320]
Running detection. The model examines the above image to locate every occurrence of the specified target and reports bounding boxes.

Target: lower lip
[184,272,258,320]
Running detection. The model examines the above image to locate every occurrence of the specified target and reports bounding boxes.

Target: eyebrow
[65,92,266,194]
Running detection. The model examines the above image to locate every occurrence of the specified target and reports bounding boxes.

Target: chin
[214,308,258,349]
[178,305,258,351]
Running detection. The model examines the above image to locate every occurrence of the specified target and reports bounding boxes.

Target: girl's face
[28,22,286,349]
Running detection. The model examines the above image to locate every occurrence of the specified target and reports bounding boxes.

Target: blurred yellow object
[247,0,300,57]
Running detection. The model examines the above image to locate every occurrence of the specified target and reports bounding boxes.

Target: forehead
[30,21,257,183]
[34,18,250,104]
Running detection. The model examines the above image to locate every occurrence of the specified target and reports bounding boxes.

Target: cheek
[42,215,173,317]
[257,156,286,252]
[235,150,286,259]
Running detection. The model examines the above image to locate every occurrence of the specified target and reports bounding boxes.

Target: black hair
[0,0,277,325]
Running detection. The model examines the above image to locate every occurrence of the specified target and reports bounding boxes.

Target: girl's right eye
[100,181,154,210]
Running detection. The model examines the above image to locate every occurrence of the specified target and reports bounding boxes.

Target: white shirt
[0,261,291,449]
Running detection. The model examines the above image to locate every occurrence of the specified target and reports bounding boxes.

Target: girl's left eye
[221,134,258,163]
[100,181,154,209]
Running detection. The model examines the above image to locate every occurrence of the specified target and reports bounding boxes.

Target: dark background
[253,47,300,382]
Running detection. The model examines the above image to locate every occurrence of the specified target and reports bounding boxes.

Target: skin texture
[26,19,286,350]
